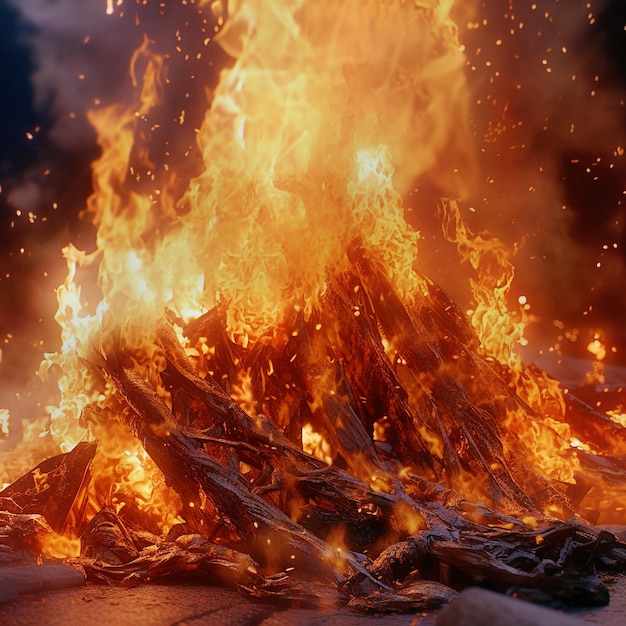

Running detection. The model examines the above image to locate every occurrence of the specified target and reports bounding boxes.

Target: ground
[1,569,625,626]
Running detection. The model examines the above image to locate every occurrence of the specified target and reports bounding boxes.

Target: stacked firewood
[2,255,626,612]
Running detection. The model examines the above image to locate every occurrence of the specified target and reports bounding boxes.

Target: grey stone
[436,588,584,626]
[0,563,85,603]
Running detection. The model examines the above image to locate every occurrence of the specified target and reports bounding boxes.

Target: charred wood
[99,357,387,591]
[0,441,96,535]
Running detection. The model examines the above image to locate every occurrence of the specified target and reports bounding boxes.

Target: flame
[302,423,332,466]
[36,533,82,560]
[58,1,467,362]
[441,197,527,372]
[45,0,470,392]
[439,198,590,503]
[169,0,472,335]
[231,369,258,416]
[6,0,625,546]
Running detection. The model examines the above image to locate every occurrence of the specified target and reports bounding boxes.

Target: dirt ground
[0,577,625,626]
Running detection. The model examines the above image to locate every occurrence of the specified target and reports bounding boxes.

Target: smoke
[8,0,141,150]
[414,1,626,362]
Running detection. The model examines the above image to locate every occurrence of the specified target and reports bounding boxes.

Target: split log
[80,507,146,565]
[77,506,265,591]
[159,321,525,547]
[172,261,570,521]
[346,522,622,608]
[6,245,626,612]
[349,256,570,516]
[432,541,608,607]
[156,322,435,543]
[564,390,626,457]
[347,577,457,613]
[0,441,97,535]
[92,330,626,609]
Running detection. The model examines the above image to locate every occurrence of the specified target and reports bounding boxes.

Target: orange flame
[8,0,624,539]
[31,0,472,533]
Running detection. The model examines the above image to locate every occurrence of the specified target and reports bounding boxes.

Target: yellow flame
[441,198,527,372]
[23,0,623,537]
[439,198,590,502]
[302,423,332,465]
[231,369,257,416]
[37,533,82,559]
[0,408,9,438]
[48,0,470,393]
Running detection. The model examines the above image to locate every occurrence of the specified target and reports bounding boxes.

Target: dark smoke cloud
[8,0,142,149]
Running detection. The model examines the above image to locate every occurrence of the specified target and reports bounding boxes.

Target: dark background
[0,0,625,418]
[414,0,626,364]
[0,1,227,395]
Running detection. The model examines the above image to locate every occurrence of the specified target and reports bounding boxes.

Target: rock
[0,563,85,603]
[436,587,583,626]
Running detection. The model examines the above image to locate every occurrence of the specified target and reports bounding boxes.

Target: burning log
[15,258,608,611]
[80,507,259,588]
[344,522,622,609]
[97,355,385,591]
[4,255,626,612]
[346,577,457,613]
[0,441,96,535]
[0,512,55,566]
[77,507,343,607]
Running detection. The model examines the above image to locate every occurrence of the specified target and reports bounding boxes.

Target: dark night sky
[0,0,625,414]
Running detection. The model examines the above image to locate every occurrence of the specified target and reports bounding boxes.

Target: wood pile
[2,253,626,612]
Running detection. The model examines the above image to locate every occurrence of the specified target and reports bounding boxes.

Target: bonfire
[2,0,626,614]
